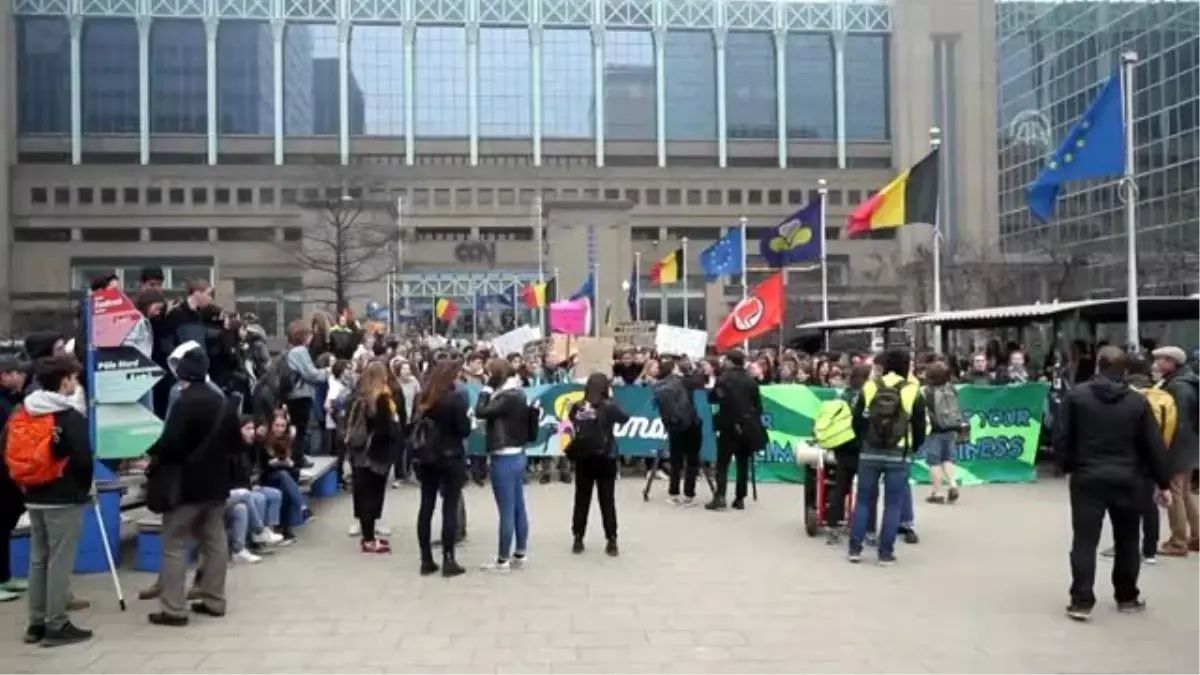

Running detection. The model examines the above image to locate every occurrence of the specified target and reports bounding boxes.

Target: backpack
[813,399,855,450]
[564,402,608,460]
[3,406,68,490]
[925,384,965,431]
[1139,386,1178,448]
[407,412,441,466]
[344,398,371,450]
[864,377,911,450]
[251,353,296,413]
[653,377,697,432]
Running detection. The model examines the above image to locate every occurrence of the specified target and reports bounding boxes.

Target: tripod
[641,446,717,502]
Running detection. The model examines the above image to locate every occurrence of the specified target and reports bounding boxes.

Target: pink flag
[549,298,590,336]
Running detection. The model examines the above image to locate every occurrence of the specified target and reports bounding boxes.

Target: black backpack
[653,377,697,432]
[864,377,911,450]
[564,402,608,460]
[407,411,441,466]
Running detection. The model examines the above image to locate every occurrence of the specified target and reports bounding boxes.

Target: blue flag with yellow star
[698,227,744,279]
[1027,72,1125,221]
[759,201,822,267]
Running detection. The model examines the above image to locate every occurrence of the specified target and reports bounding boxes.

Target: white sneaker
[511,553,528,568]
[232,549,262,564]
[656,469,670,481]
[678,496,696,507]
[481,559,511,573]
[376,523,392,537]
[391,480,401,489]
[348,522,361,537]
[252,529,284,546]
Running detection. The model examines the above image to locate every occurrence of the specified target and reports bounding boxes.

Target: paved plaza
[0,479,1196,674]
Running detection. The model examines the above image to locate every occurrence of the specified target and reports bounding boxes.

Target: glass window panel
[415,26,468,137]
[217,21,273,135]
[843,35,889,141]
[725,32,776,140]
[664,30,716,141]
[542,29,593,139]
[479,27,532,138]
[82,18,139,134]
[784,34,834,140]
[17,17,70,134]
[150,19,207,134]
[605,30,655,141]
[350,25,404,136]
[284,24,339,135]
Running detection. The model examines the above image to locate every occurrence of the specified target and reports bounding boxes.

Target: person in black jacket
[7,356,94,647]
[346,361,399,554]
[0,355,28,604]
[413,360,471,578]
[144,347,234,627]
[1054,346,1171,622]
[706,350,766,511]
[568,373,630,556]
[475,358,536,573]
[654,357,705,507]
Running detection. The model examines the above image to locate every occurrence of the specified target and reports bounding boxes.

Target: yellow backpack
[1138,385,1177,448]
[813,398,856,450]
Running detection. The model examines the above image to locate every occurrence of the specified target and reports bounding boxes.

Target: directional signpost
[90,287,164,459]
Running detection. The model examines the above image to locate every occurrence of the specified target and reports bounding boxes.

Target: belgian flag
[522,277,557,309]
[649,248,683,285]
[846,148,940,236]
[434,297,457,322]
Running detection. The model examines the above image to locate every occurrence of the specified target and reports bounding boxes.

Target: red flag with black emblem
[714,271,785,351]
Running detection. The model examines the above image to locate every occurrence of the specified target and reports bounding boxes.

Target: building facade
[0,0,999,338]
[997,0,1199,302]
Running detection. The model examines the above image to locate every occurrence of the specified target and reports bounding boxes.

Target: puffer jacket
[474,378,534,453]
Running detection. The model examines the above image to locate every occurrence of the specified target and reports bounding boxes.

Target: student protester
[283,320,330,470]
[822,363,871,543]
[4,357,93,646]
[0,355,28,604]
[706,350,766,511]
[1150,346,1200,556]
[566,373,629,556]
[261,411,312,543]
[144,347,234,626]
[346,362,401,554]
[921,361,967,504]
[412,360,471,577]
[475,359,537,572]
[653,357,704,507]
[1055,346,1171,621]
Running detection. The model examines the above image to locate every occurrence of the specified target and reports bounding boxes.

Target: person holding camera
[565,373,629,556]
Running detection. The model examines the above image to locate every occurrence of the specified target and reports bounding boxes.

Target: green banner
[757,383,1049,485]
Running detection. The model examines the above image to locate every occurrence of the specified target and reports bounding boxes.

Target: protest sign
[613,321,657,348]
[491,324,543,358]
[654,324,708,360]
[549,298,589,335]
[574,337,616,378]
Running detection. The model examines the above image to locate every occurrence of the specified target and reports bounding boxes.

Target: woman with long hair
[260,411,309,543]
[282,320,329,469]
[346,361,400,553]
[390,358,420,485]
[412,359,471,577]
[474,359,537,572]
[566,373,630,556]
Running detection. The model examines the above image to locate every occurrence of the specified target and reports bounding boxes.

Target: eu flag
[698,227,744,280]
[1027,72,1126,221]
[570,273,595,303]
[759,201,822,267]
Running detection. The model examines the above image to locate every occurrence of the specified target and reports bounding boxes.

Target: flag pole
[535,196,545,332]
[634,251,642,321]
[739,218,749,352]
[929,126,944,351]
[1120,50,1140,351]
[592,262,600,338]
[472,286,479,342]
[681,237,689,329]
[817,179,829,325]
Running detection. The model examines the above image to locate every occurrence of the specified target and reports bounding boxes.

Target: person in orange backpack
[1,356,94,647]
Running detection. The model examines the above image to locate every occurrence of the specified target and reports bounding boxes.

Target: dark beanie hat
[175,348,209,384]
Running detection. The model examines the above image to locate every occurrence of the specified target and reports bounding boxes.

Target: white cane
[91,494,127,611]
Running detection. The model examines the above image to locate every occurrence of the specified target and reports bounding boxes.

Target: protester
[921,361,966,504]
[412,360,470,577]
[653,357,704,506]
[706,350,766,511]
[8,356,93,646]
[567,373,629,556]
[283,320,330,470]
[346,361,401,554]
[820,363,871,543]
[261,411,311,543]
[475,358,536,572]
[1055,346,1172,621]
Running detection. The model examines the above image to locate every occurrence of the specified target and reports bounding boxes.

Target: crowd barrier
[461,382,1050,486]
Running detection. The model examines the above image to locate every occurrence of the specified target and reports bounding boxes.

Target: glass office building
[996,0,1199,299]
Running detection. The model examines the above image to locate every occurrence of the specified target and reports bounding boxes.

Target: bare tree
[286,169,400,313]
[870,242,1020,312]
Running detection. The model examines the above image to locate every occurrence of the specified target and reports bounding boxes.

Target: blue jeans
[863,464,916,533]
[254,486,283,527]
[490,453,529,561]
[850,461,910,558]
[227,490,265,533]
[267,470,307,527]
[226,502,249,553]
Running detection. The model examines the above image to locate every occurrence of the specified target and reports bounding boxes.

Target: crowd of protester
[0,266,1196,644]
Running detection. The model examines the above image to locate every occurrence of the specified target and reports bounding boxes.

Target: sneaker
[666,495,681,505]
[148,612,189,628]
[376,523,392,537]
[539,474,552,485]
[731,498,746,510]
[656,469,670,481]
[41,621,93,647]
[391,480,402,489]
[1,578,28,593]
[419,559,440,576]
[0,588,20,603]
[847,551,863,564]
[1100,547,1116,559]
[277,533,297,547]
[704,498,727,511]
[825,530,841,546]
[251,529,283,546]
[190,602,226,617]
[900,529,920,545]
[481,559,511,573]
[23,623,45,644]
[1117,599,1146,614]
[232,549,262,564]
[348,522,361,537]
[947,487,960,504]
[678,496,696,507]
[572,537,585,554]
[360,540,391,554]
[1144,555,1157,565]
[925,495,946,504]
[301,509,315,524]
[511,552,528,568]
[878,554,897,566]
[605,538,619,557]
[1065,604,1093,622]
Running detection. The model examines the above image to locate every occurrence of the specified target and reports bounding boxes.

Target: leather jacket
[475,387,534,452]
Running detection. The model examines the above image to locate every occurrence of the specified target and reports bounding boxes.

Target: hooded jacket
[147,374,234,505]
[1054,374,1170,487]
[165,341,224,419]
[2,390,93,507]
[1160,366,1200,473]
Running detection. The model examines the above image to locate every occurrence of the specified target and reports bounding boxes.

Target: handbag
[145,459,183,515]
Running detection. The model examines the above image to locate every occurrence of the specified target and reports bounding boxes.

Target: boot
[441,549,466,578]
[559,471,572,485]
[420,549,439,576]
[572,536,585,554]
[705,497,727,511]
[604,538,619,557]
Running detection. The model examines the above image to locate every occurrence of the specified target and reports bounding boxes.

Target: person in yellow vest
[846,350,928,566]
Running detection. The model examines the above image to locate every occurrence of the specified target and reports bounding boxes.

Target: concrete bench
[299,456,339,499]
[8,486,122,577]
